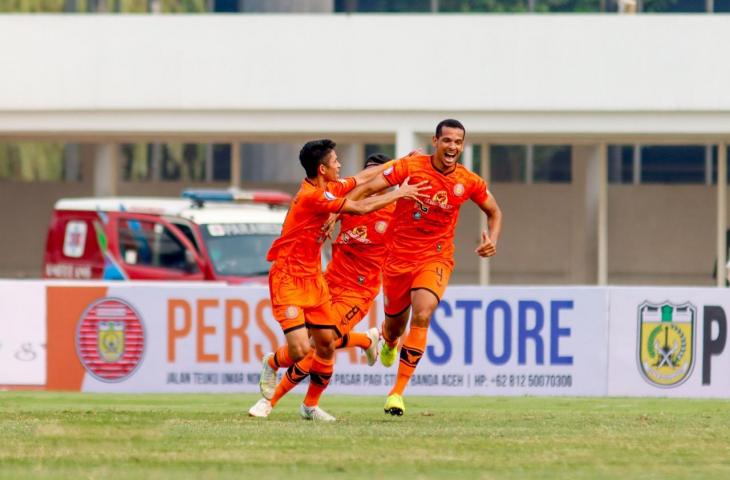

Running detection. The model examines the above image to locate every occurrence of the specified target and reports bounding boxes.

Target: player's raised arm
[474,190,502,258]
[342,176,428,216]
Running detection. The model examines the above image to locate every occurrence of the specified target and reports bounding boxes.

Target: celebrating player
[349,119,503,416]
[248,141,427,421]
[249,153,395,420]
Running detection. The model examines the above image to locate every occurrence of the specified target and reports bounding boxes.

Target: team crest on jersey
[637,301,696,388]
[374,221,388,234]
[432,190,449,208]
[286,306,299,319]
[75,297,145,383]
[324,191,337,201]
[453,183,465,197]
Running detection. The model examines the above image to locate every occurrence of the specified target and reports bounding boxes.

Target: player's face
[432,126,465,171]
[319,150,341,181]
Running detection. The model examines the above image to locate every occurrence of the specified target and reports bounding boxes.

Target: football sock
[269,345,293,370]
[336,332,371,350]
[390,326,428,396]
[303,354,334,407]
[270,352,313,407]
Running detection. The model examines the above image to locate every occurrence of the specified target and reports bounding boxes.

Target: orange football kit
[381,154,489,314]
[325,202,395,334]
[267,177,356,334]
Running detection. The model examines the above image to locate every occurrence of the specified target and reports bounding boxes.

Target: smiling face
[432,126,465,172]
[318,149,341,182]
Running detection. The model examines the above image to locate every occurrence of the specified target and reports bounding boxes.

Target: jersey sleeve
[382,157,409,187]
[303,187,347,214]
[469,173,490,205]
[326,177,357,196]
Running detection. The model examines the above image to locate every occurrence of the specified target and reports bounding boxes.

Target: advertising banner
[608,288,730,397]
[46,284,609,396]
[0,281,46,385]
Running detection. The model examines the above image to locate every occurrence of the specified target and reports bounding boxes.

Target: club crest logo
[76,297,145,383]
[374,221,388,234]
[453,183,465,197]
[637,301,696,388]
[286,306,299,319]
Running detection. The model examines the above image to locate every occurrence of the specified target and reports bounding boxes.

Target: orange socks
[389,326,428,397]
[270,352,313,407]
[303,354,334,407]
[268,345,294,370]
[336,332,372,350]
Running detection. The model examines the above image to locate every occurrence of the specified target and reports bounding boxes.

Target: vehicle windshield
[201,223,280,277]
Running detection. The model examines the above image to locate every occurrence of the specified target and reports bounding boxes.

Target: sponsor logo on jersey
[637,301,696,388]
[432,191,449,208]
[75,297,145,383]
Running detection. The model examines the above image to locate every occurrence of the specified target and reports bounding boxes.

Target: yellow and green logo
[638,302,696,388]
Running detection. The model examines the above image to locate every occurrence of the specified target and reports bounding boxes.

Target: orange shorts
[268,265,339,335]
[382,258,453,317]
[330,287,376,336]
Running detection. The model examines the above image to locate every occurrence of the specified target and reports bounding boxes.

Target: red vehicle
[43,190,290,283]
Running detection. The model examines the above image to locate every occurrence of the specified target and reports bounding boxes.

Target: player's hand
[321,213,339,238]
[398,176,430,202]
[475,230,497,257]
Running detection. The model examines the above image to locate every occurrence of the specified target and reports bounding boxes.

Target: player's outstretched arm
[342,177,428,216]
[345,172,391,201]
[351,160,395,186]
[474,191,502,258]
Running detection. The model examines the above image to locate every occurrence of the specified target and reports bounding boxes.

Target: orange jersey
[324,202,395,300]
[267,177,356,276]
[382,154,489,262]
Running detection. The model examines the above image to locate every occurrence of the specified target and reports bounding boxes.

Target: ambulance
[42,189,290,283]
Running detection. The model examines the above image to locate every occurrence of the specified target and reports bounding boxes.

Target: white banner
[608,288,730,397]
[65,285,609,396]
[0,280,46,385]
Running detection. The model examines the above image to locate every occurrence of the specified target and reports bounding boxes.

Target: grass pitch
[1,392,729,479]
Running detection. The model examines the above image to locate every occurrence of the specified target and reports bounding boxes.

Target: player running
[348,119,503,416]
[249,153,396,421]
[249,142,427,421]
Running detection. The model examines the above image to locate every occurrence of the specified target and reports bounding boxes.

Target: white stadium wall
[2,14,730,136]
[3,281,730,398]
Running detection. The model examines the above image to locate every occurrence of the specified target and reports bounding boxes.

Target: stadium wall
[2,281,729,397]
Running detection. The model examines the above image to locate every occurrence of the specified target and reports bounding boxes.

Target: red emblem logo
[75,297,145,382]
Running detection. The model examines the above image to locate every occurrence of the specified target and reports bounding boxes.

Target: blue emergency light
[181,188,292,207]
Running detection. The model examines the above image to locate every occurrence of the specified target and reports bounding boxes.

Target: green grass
[1,393,730,479]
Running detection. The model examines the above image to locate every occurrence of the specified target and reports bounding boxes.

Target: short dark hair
[364,152,391,169]
[299,139,336,178]
[435,119,466,138]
